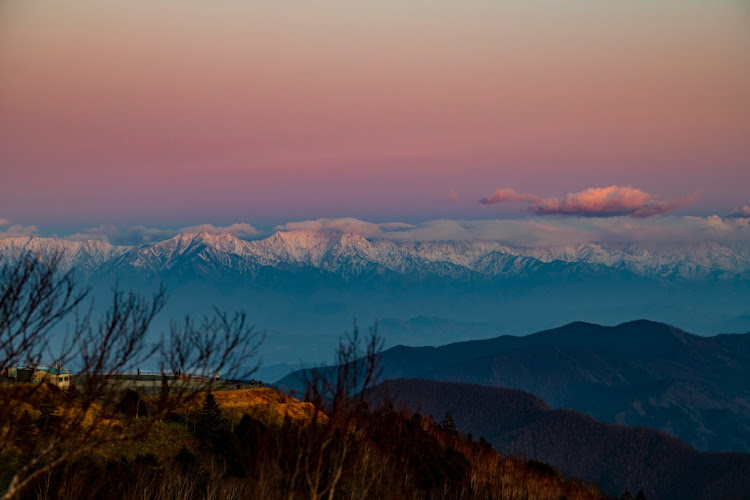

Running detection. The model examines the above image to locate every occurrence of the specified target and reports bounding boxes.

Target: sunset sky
[1,1,749,239]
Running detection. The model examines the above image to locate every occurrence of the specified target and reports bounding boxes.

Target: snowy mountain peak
[1,231,749,281]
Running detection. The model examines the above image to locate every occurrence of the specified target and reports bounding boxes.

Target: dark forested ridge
[279,320,750,452]
[372,378,750,500]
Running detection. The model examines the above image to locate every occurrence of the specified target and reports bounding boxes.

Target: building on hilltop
[33,366,71,389]
[3,366,34,382]
[2,363,71,389]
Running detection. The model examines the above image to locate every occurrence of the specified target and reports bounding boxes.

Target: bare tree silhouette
[0,251,263,500]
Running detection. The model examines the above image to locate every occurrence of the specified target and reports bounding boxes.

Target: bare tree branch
[0,251,87,368]
[0,252,265,500]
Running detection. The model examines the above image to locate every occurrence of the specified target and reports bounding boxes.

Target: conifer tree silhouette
[196,392,224,447]
[441,411,458,436]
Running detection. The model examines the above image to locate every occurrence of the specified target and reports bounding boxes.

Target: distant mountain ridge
[2,230,750,281]
[373,378,750,500]
[279,320,750,453]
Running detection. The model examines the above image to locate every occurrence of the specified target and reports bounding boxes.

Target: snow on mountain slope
[2,230,750,281]
[0,236,129,275]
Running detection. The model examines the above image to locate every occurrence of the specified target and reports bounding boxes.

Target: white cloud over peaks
[66,224,121,242]
[275,218,415,238]
[275,216,750,246]
[0,218,40,238]
[479,188,541,204]
[66,223,258,245]
[9,216,750,248]
[180,223,258,238]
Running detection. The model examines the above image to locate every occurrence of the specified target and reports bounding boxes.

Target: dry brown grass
[159,388,323,428]
[95,420,195,460]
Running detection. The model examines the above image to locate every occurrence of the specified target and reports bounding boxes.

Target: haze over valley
[2,226,750,368]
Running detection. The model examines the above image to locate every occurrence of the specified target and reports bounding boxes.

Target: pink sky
[1,1,749,228]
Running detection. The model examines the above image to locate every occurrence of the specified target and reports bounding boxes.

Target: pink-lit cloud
[480,186,696,218]
[479,188,541,205]
[728,205,750,218]
[0,218,39,238]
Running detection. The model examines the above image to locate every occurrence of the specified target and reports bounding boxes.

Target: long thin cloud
[479,188,541,204]
[275,218,415,239]
[3,216,750,247]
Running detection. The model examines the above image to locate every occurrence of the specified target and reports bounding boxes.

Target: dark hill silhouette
[373,378,750,500]
[278,320,750,452]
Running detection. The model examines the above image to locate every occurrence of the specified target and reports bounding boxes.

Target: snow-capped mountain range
[2,230,749,281]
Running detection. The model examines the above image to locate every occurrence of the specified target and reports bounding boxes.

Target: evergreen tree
[231,414,268,476]
[440,411,458,436]
[14,410,37,458]
[36,402,61,435]
[158,372,170,414]
[196,392,225,447]
[635,491,647,500]
[175,445,198,468]
[118,389,146,418]
[478,436,493,452]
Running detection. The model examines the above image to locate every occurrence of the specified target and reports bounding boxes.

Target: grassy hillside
[1,383,608,500]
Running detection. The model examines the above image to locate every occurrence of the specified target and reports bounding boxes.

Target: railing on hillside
[68,370,265,391]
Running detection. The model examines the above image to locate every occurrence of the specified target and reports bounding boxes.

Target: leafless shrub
[286,321,382,500]
[0,252,263,500]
